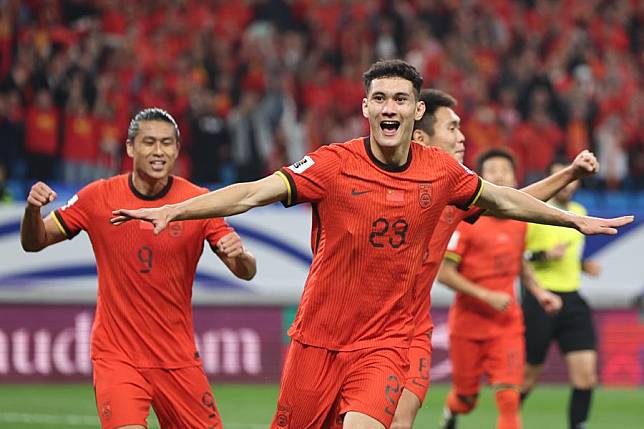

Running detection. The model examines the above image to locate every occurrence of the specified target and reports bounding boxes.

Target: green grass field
[0,383,642,428]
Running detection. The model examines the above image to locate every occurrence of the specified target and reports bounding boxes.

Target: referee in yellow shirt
[520,161,601,429]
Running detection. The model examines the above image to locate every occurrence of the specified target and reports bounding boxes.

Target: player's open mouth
[380,120,400,137]
[150,160,166,170]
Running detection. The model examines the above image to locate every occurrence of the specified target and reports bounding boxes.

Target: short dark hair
[363,59,423,99]
[547,157,569,175]
[127,108,180,142]
[477,148,516,174]
[414,89,457,135]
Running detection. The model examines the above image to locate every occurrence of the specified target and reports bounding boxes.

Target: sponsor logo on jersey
[287,155,314,174]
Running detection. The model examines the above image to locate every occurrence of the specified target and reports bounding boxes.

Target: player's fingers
[226,247,244,258]
[110,215,133,225]
[607,215,634,227]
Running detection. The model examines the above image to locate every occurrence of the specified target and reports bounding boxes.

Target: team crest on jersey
[169,222,183,238]
[287,155,314,174]
[101,400,112,420]
[60,194,79,211]
[275,405,291,427]
[419,183,432,208]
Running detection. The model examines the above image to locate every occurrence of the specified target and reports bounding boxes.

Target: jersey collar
[363,137,412,173]
[128,174,174,201]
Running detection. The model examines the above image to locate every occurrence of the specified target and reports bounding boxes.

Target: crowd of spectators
[0,0,642,199]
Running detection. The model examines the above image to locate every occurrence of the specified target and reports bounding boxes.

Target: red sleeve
[204,218,234,247]
[275,144,342,207]
[441,154,483,210]
[51,180,104,239]
[444,223,470,265]
[462,206,485,224]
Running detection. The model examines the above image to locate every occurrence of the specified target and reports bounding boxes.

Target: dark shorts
[523,290,596,365]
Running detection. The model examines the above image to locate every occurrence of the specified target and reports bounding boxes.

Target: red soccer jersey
[52,174,232,368]
[444,216,527,339]
[411,205,483,337]
[275,137,482,350]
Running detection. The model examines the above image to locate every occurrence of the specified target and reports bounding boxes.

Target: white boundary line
[0,413,266,428]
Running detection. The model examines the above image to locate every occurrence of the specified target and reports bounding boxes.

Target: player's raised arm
[474,180,633,235]
[20,181,67,252]
[111,173,288,234]
[519,150,598,201]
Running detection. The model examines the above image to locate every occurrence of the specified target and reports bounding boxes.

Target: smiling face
[413,106,465,162]
[362,77,425,150]
[126,120,179,182]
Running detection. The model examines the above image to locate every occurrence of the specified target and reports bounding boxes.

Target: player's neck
[131,171,171,197]
[370,138,410,167]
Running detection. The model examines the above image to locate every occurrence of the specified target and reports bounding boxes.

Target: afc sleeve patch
[60,194,79,211]
[287,155,315,174]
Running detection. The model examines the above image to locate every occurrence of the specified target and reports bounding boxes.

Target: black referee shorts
[523,290,596,366]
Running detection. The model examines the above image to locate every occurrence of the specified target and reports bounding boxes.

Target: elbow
[21,240,44,253]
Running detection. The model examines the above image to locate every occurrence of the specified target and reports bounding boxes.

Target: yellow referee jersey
[525,201,586,292]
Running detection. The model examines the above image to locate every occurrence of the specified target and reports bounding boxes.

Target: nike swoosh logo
[351,189,373,196]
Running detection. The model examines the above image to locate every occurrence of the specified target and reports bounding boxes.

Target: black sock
[520,390,529,404]
[569,388,592,429]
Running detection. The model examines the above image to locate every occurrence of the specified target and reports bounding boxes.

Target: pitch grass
[0,383,642,428]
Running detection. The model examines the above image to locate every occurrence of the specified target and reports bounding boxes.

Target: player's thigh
[147,365,222,429]
[522,291,556,366]
[337,347,409,429]
[565,350,598,388]
[485,334,525,388]
[270,340,344,429]
[449,336,485,395]
[390,388,422,429]
[92,359,152,429]
[342,411,386,429]
[402,331,432,405]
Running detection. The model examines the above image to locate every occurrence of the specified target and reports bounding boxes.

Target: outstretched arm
[21,182,67,252]
[520,150,597,201]
[111,174,288,234]
[475,181,633,235]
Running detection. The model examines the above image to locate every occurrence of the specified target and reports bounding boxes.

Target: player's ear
[415,100,426,121]
[412,129,424,144]
[362,97,369,119]
[125,139,134,158]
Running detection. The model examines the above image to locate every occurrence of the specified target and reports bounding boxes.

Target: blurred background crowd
[0,0,642,202]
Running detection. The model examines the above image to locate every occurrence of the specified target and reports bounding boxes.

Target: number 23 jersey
[52,174,232,368]
[276,138,482,351]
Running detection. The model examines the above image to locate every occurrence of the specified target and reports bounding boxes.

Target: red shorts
[270,340,409,429]
[403,330,432,404]
[93,359,221,429]
[448,334,524,395]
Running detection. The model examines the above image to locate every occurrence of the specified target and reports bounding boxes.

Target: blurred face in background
[413,106,465,162]
[480,156,517,188]
[126,120,179,182]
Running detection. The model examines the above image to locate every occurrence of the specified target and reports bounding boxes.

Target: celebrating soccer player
[391,90,602,429]
[20,108,257,429]
[437,149,564,429]
[111,60,632,429]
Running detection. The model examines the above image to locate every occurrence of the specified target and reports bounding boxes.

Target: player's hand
[26,181,57,211]
[484,291,512,312]
[536,290,562,315]
[582,260,601,277]
[545,243,568,261]
[110,205,176,234]
[216,232,245,258]
[571,150,599,179]
[573,214,634,235]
